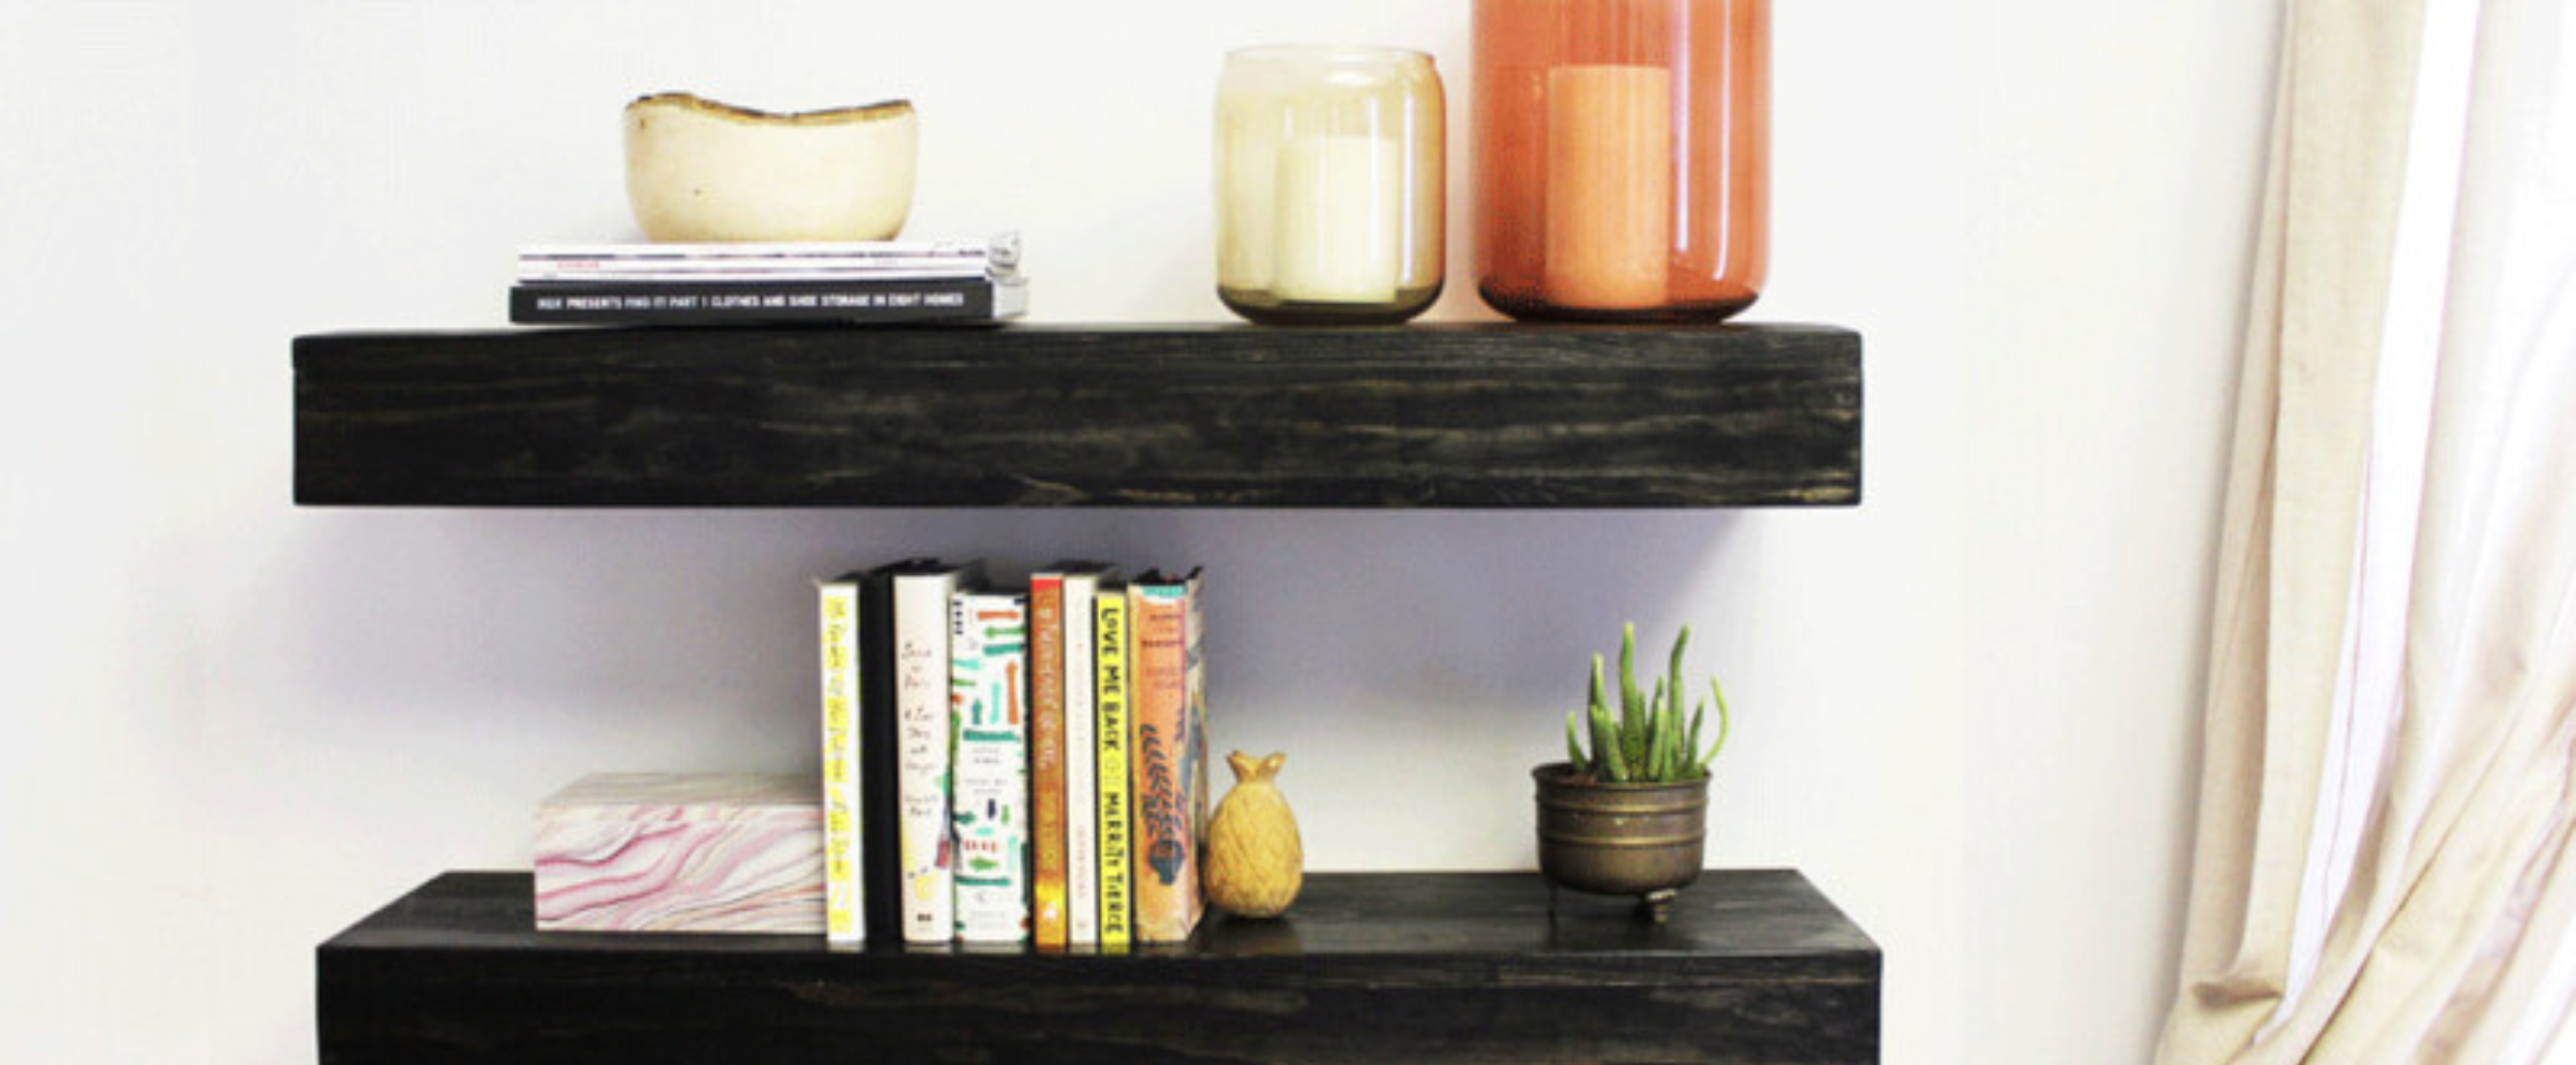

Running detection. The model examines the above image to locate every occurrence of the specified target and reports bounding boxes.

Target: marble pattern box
[534,773,825,933]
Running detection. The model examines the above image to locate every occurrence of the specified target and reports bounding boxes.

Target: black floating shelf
[293,323,1861,508]
[320,869,1881,1065]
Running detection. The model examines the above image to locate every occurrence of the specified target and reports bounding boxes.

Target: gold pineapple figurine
[1204,751,1303,919]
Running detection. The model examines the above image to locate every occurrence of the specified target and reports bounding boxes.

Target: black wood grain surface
[319,870,1880,1064]
[292,324,1861,508]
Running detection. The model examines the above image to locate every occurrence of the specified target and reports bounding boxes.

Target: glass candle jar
[1472,0,1769,321]
[1216,46,1445,325]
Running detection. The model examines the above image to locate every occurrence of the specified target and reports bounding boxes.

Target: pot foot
[1639,889,1677,924]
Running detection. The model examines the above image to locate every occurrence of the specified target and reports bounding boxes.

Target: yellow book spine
[819,581,863,943]
[1094,593,1133,951]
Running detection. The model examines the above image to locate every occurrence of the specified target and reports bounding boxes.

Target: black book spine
[510,278,999,324]
[858,568,905,942]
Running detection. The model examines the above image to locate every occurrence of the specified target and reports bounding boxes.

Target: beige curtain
[2157,0,2576,1061]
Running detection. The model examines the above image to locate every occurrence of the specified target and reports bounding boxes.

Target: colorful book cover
[818,575,865,944]
[1094,588,1134,950]
[894,561,979,943]
[1059,566,1113,943]
[1027,572,1069,949]
[951,591,1031,943]
[1128,569,1206,943]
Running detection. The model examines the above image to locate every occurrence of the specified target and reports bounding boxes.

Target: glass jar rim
[1224,44,1435,67]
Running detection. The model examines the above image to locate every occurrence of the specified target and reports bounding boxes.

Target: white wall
[0,2,2275,1062]
[1959,4,2278,1060]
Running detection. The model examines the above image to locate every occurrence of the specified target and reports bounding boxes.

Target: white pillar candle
[1272,134,1403,304]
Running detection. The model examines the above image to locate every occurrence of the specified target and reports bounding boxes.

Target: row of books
[818,560,1207,947]
[513,233,1027,325]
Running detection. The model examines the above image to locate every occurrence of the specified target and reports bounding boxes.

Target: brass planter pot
[1532,762,1708,922]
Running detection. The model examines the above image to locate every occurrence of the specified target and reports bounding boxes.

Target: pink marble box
[533,773,824,933]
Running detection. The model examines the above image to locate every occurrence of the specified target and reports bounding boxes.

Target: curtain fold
[2159,0,2427,1057]
[2157,0,2576,1060]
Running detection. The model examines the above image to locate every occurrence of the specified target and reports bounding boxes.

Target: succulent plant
[1562,624,1731,784]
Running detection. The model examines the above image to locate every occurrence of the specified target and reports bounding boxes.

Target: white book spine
[894,570,963,943]
[1062,574,1102,943]
[819,580,865,944]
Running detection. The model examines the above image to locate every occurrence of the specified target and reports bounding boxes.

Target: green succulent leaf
[1618,624,1644,754]
[1668,624,1689,741]
[1587,654,1607,718]
[1702,677,1733,772]
[1645,700,1670,779]
[1589,702,1628,782]
[1687,700,1705,768]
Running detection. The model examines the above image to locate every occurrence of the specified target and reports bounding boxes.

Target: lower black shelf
[319,869,1879,1065]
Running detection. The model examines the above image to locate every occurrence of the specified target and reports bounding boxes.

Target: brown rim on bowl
[625,92,914,126]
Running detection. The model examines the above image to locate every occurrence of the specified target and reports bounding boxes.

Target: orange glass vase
[1472,0,1769,321]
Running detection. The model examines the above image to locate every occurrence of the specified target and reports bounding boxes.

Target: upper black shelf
[293,323,1861,508]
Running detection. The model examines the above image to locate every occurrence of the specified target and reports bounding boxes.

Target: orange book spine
[1128,573,1204,942]
[1028,575,1068,949]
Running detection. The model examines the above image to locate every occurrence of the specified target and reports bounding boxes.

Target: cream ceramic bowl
[622,93,918,242]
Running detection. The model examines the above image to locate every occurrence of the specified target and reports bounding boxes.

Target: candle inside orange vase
[1542,65,1672,310]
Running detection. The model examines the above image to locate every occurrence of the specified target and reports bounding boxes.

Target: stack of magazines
[510,233,1026,325]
